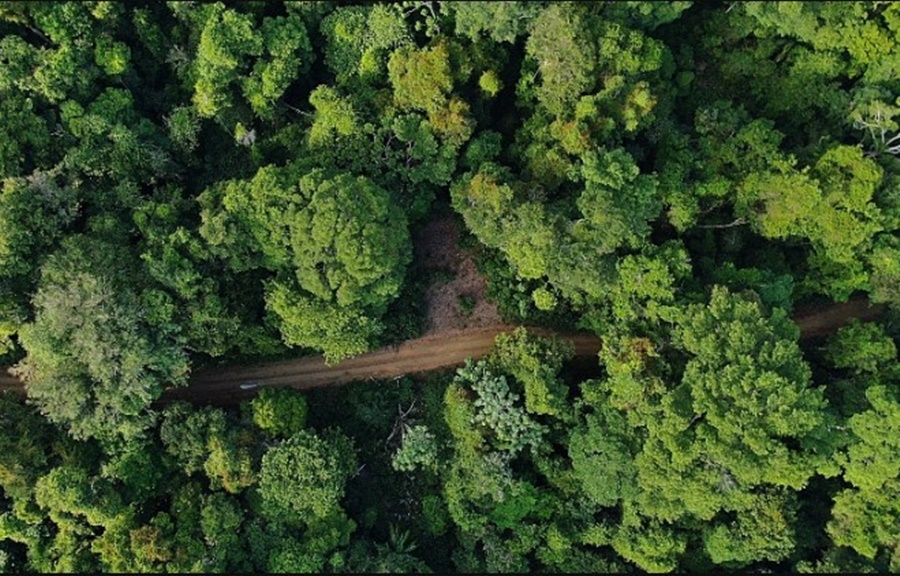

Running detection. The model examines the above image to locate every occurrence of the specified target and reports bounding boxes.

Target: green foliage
[34,465,126,528]
[737,145,885,294]
[14,237,189,447]
[704,489,800,565]
[606,242,693,327]
[595,334,669,429]
[739,2,899,84]
[525,4,595,117]
[489,328,573,416]
[308,85,359,146]
[826,320,897,375]
[180,3,312,122]
[611,509,686,573]
[829,385,899,567]
[608,287,842,569]
[250,387,308,439]
[673,288,828,466]
[346,526,431,573]
[0,2,896,572]
[445,1,541,44]
[602,1,692,31]
[259,429,356,521]
[531,287,557,312]
[0,173,78,279]
[243,14,313,119]
[457,294,476,317]
[575,148,663,255]
[392,424,439,473]
[0,93,51,178]
[164,106,201,154]
[838,385,898,494]
[388,42,454,114]
[60,88,172,183]
[0,172,79,355]
[478,70,502,97]
[290,170,411,308]
[569,402,638,508]
[100,442,166,503]
[159,403,256,494]
[93,36,130,76]
[454,360,546,455]
[0,393,56,509]
[452,147,665,310]
[320,4,411,86]
[265,282,381,364]
[200,165,412,361]
[421,494,449,537]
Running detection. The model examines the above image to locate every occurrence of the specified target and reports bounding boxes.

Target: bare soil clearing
[414,214,502,334]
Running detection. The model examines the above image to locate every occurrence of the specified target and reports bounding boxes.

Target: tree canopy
[0,1,896,573]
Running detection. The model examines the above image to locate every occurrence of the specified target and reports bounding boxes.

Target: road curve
[0,297,888,404]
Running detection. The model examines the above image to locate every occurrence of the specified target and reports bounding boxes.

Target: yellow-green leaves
[829,385,900,565]
[308,85,359,147]
[526,4,595,117]
[388,42,453,114]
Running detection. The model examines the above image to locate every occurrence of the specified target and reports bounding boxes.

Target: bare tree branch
[698,218,748,230]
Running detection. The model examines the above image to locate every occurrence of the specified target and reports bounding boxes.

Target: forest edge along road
[0,296,888,403]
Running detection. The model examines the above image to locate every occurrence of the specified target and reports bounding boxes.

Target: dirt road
[164,326,602,405]
[792,297,886,338]
[0,297,888,403]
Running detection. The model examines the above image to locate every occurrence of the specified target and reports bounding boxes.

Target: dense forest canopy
[0,0,897,573]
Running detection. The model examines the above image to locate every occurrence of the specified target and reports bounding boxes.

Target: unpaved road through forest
[166,326,602,405]
[792,297,886,338]
[0,296,887,404]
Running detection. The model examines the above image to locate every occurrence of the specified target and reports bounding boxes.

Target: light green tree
[258,430,356,521]
[250,387,308,439]
[489,327,574,416]
[828,385,899,570]
[199,165,412,361]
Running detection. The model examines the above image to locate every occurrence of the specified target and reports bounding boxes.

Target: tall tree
[828,384,900,571]
[199,165,412,361]
[14,236,189,447]
[611,287,840,569]
[258,429,356,521]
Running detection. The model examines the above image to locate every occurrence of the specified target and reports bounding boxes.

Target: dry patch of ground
[413,213,502,335]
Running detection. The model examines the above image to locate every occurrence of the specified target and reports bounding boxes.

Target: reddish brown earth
[163,326,600,406]
[792,297,886,338]
[414,213,502,334]
[0,297,887,403]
